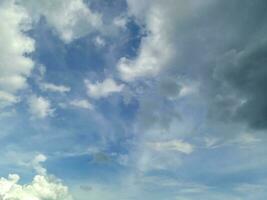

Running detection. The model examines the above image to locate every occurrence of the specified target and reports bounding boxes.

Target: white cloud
[41,83,71,93]
[179,83,199,97]
[0,154,72,200]
[94,36,106,47]
[32,154,47,175]
[85,78,124,99]
[0,76,28,93]
[133,138,194,172]
[117,3,174,81]
[1,175,72,200]
[0,0,34,107]
[20,0,102,43]
[148,140,194,154]
[28,95,54,119]
[0,91,19,108]
[113,16,128,29]
[70,99,93,110]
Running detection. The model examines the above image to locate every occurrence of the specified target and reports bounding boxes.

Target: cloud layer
[0,0,267,200]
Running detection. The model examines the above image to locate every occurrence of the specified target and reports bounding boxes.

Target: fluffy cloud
[40,83,71,93]
[0,0,34,107]
[19,0,102,43]
[0,175,72,200]
[85,78,124,99]
[28,95,54,118]
[0,154,72,200]
[117,3,173,81]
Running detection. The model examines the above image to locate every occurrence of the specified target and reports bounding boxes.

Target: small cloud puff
[70,99,93,110]
[85,78,124,99]
[40,83,71,93]
[28,95,54,119]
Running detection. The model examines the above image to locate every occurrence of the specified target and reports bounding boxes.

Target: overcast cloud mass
[0,0,267,199]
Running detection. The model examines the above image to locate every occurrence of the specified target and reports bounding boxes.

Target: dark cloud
[121,0,267,133]
[169,0,267,131]
[199,0,267,130]
[212,41,267,129]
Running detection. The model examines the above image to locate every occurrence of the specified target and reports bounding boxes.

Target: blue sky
[0,0,267,199]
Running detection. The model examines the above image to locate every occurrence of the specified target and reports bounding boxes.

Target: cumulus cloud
[19,0,102,43]
[85,78,124,99]
[0,154,72,200]
[117,3,173,81]
[28,95,54,118]
[0,175,72,200]
[40,83,71,93]
[0,0,34,107]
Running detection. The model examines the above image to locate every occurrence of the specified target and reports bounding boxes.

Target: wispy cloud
[147,140,194,154]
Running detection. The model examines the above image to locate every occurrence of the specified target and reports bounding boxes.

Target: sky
[0,0,267,199]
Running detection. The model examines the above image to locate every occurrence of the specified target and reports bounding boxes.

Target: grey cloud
[212,41,267,129]
[127,0,267,134]
[160,0,267,131]
[202,0,267,130]
[137,95,180,130]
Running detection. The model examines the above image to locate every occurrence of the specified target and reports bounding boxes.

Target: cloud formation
[40,83,71,93]
[85,78,124,99]
[0,154,72,200]
[28,95,54,118]
[117,2,173,81]
[20,0,102,43]
[0,0,34,107]
[69,99,93,110]
[1,0,267,200]
[211,41,267,129]
[148,140,194,154]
